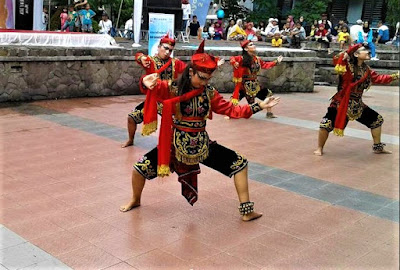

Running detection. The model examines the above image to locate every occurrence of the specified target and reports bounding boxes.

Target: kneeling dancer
[120,41,280,221]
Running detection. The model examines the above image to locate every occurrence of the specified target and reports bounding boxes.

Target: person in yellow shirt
[337,26,351,50]
[228,19,247,40]
[271,32,283,47]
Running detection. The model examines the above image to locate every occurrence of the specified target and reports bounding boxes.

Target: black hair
[193,15,197,18]
[242,49,253,69]
[177,63,197,96]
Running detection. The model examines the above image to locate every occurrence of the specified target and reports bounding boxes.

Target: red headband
[159,33,175,46]
[240,40,250,48]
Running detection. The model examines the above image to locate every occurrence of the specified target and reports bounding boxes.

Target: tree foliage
[386,0,400,26]
[87,0,133,28]
[247,0,279,23]
[290,0,332,24]
[221,0,250,21]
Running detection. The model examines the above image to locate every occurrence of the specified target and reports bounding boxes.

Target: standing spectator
[376,21,390,44]
[271,32,282,47]
[288,22,306,48]
[350,19,363,44]
[225,19,235,39]
[124,15,133,39]
[181,0,191,32]
[263,18,279,38]
[213,22,223,40]
[338,25,351,50]
[208,22,215,39]
[98,12,112,35]
[60,7,68,31]
[41,7,49,31]
[64,5,77,32]
[78,4,95,33]
[188,15,200,38]
[228,19,247,41]
[358,21,378,60]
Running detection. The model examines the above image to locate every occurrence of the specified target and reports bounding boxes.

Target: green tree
[290,0,332,24]
[386,0,400,27]
[87,0,133,28]
[221,0,250,20]
[247,0,279,23]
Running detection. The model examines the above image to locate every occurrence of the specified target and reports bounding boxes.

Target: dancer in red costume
[120,41,280,221]
[314,44,399,155]
[229,40,283,118]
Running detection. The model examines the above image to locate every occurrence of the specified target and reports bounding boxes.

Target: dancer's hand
[277,55,283,63]
[259,96,280,109]
[142,73,158,89]
[233,62,239,69]
[342,52,349,61]
[217,58,225,67]
[141,56,151,68]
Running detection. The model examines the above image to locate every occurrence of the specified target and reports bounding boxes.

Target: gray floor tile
[0,227,27,250]
[0,243,53,270]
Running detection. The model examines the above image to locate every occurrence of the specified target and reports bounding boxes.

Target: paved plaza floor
[0,85,399,269]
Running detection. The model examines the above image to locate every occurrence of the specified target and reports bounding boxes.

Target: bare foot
[121,140,134,148]
[242,211,263,222]
[313,148,323,156]
[224,116,230,120]
[374,149,392,154]
[119,200,140,212]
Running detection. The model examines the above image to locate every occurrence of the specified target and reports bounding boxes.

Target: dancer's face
[355,47,370,61]
[158,43,174,60]
[189,69,212,88]
[245,42,256,53]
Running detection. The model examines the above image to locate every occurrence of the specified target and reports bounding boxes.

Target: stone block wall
[0,45,317,102]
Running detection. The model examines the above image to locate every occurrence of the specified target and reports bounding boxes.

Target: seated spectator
[350,19,363,44]
[228,19,247,41]
[358,21,378,60]
[376,21,390,44]
[257,21,266,32]
[280,22,291,42]
[213,22,223,40]
[338,25,351,50]
[315,23,330,50]
[299,16,306,27]
[307,24,316,40]
[225,19,235,39]
[263,18,279,38]
[318,13,332,28]
[188,15,201,38]
[287,22,306,48]
[271,32,282,47]
[255,30,263,41]
[245,22,257,41]
[287,15,295,29]
[98,12,112,35]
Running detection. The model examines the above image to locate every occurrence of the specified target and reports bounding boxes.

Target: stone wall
[0,45,317,102]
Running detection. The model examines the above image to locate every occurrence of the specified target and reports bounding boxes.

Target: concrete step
[304,41,400,51]
[312,49,399,61]
[316,66,399,86]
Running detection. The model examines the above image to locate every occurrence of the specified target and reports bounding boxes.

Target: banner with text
[189,0,211,27]
[148,13,174,57]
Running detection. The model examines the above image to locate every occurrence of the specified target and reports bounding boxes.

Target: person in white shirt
[350,19,363,44]
[99,13,113,35]
[262,18,279,37]
[124,16,133,39]
[181,0,191,31]
[41,7,49,31]
[208,22,215,39]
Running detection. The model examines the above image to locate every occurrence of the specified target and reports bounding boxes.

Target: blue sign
[190,0,211,27]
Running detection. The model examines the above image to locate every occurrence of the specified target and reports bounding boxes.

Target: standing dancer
[122,34,186,147]
[314,44,399,156]
[229,40,283,118]
[120,41,280,221]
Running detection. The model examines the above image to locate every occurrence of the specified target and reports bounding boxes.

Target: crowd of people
[185,12,398,57]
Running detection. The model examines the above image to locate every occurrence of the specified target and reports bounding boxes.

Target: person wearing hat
[120,40,280,221]
[122,34,187,148]
[229,40,283,118]
[314,44,399,156]
[262,18,280,38]
[350,19,363,44]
